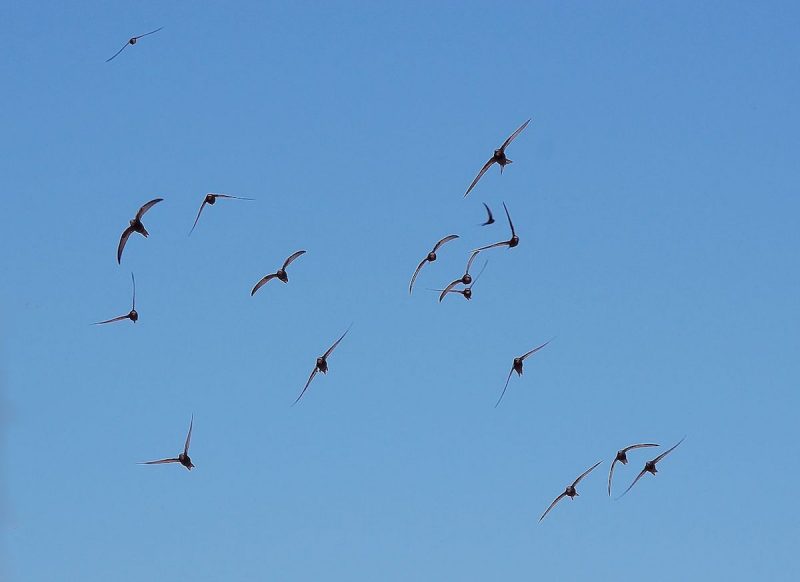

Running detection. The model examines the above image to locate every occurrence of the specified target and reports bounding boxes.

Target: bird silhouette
[251,250,307,296]
[140,415,195,471]
[117,198,163,263]
[409,234,459,294]
[293,327,350,405]
[495,339,552,407]
[93,273,138,325]
[434,260,488,302]
[540,460,602,522]
[618,437,685,498]
[464,119,531,197]
[189,193,254,235]
[106,27,164,62]
[481,203,495,226]
[474,202,518,252]
[438,249,482,298]
[607,443,660,496]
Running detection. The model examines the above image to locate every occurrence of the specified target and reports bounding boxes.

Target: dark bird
[139,415,195,471]
[481,203,495,226]
[117,198,163,264]
[409,234,459,294]
[106,27,164,62]
[540,460,603,522]
[435,260,487,302]
[474,202,518,252]
[618,437,685,498]
[464,118,531,197]
[189,193,254,235]
[293,327,350,405]
[437,248,482,299]
[251,250,307,296]
[607,443,660,496]
[495,339,552,407]
[93,273,138,325]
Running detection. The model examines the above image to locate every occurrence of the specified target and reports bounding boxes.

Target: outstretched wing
[282,250,307,270]
[653,437,685,464]
[618,468,648,498]
[293,367,318,406]
[409,257,429,295]
[502,201,515,237]
[465,249,481,274]
[139,457,180,465]
[521,339,553,361]
[539,492,567,522]
[474,240,510,253]
[188,199,209,235]
[494,367,515,408]
[433,234,459,253]
[468,260,488,289]
[622,443,660,454]
[499,118,531,151]
[323,327,350,359]
[464,158,496,197]
[105,42,129,62]
[438,279,462,302]
[608,459,620,496]
[184,415,193,455]
[572,460,602,488]
[130,272,136,310]
[481,203,494,226]
[136,198,164,220]
[251,273,278,296]
[134,27,164,40]
[117,225,135,264]
[212,193,255,201]
[93,314,130,325]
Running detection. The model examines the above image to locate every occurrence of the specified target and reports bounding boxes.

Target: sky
[2,1,799,580]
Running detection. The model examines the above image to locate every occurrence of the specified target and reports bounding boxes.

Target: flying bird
[464,118,531,197]
[189,193,254,235]
[293,327,350,405]
[117,198,163,264]
[437,248,482,299]
[251,250,307,296]
[495,339,552,407]
[607,443,660,496]
[435,260,487,302]
[409,234,459,294]
[93,273,138,325]
[474,202,518,252]
[106,27,164,62]
[481,203,495,226]
[618,437,685,498]
[540,460,602,522]
[139,415,195,471]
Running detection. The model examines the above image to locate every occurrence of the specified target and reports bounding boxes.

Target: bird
[607,443,660,496]
[293,327,350,405]
[189,193,254,235]
[618,437,685,498]
[464,118,531,197]
[106,27,164,62]
[117,198,163,264]
[139,415,195,471]
[540,460,603,522]
[251,250,307,296]
[437,248,482,298]
[481,203,495,226]
[408,234,459,294]
[93,273,138,325]
[474,202,518,252]
[434,260,487,302]
[495,339,552,407]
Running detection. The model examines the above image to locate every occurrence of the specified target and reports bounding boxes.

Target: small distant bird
[93,273,138,325]
[251,250,307,296]
[618,437,685,498]
[481,203,495,226]
[495,339,552,407]
[117,198,163,264]
[106,27,164,62]
[607,443,659,496]
[474,202,518,252]
[140,415,195,471]
[294,327,350,405]
[464,118,531,197]
[189,193,254,235]
[435,260,487,302]
[409,234,459,294]
[540,460,603,522]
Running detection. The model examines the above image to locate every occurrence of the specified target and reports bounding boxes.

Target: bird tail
[141,226,150,237]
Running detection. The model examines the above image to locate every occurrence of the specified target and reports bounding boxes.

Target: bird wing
[93,314,130,325]
[500,118,531,151]
[495,367,515,408]
[251,274,278,296]
[282,250,307,270]
[618,468,648,498]
[212,193,255,200]
[323,327,350,359]
[117,225,135,264]
[130,272,136,310]
[502,201,515,237]
[188,199,209,235]
[468,260,488,289]
[433,234,459,253]
[105,43,129,62]
[521,339,553,361]
[608,458,619,496]
[622,443,660,454]
[134,27,164,40]
[481,203,494,225]
[465,249,481,274]
[184,415,193,455]
[572,460,603,487]
[653,437,685,464]
[409,257,429,294]
[293,367,318,406]
[140,457,180,465]
[474,240,510,253]
[539,492,567,522]
[136,198,164,220]
[438,279,462,302]
[464,158,496,197]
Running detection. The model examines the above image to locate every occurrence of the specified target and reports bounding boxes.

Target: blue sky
[2,1,799,580]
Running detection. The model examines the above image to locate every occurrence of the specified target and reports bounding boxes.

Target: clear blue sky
[2,1,799,580]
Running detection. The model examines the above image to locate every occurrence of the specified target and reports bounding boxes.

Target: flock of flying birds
[100,28,684,521]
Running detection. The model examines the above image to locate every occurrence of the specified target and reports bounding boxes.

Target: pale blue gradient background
[2,1,799,580]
